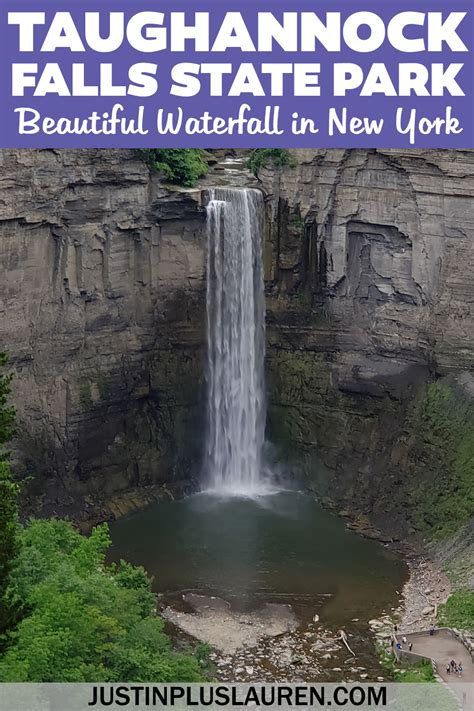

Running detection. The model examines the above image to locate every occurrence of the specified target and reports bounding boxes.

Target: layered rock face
[260,149,474,533]
[0,149,206,521]
[1,148,473,535]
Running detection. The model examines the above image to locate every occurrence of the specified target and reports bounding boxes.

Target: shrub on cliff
[0,352,15,456]
[0,353,21,648]
[0,519,207,682]
[0,461,20,647]
[144,148,208,187]
[247,148,293,175]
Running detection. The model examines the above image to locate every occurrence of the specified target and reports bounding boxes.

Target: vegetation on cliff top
[247,148,294,176]
[404,381,474,539]
[144,148,208,187]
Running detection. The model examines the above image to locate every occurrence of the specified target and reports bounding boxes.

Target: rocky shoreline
[367,554,453,657]
[165,596,391,683]
[399,554,452,632]
[319,497,459,634]
[162,553,454,684]
[128,488,470,683]
[67,483,466,680]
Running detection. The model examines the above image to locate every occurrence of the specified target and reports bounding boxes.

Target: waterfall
[204,187,269,496]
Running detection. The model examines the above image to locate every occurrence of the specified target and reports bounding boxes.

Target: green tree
[0,353,20,647]
[144,149,208,187]
[0,357,208,681]
[0,352,15,456]
[0,520,206,682]
[247,148,293,176]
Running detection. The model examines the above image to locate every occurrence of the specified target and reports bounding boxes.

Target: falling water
[204,187,268,496]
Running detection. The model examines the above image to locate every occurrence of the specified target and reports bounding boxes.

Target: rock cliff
[1,147,473,536]
[259,149,474,536]
[0,149,206,521]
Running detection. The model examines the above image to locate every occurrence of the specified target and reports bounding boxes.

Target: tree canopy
[0,519,207,682]
[0,354,208,681]
[144,149,208,187]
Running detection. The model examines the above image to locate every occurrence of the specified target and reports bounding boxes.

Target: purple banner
[0,0,472,147]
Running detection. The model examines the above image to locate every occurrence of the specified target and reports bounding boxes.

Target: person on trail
[408,642,413,651]
[402,636,407,644]
[450,659,456,670]
[429,625,435,636]
[458,664,463,678]
[446,664,451,674]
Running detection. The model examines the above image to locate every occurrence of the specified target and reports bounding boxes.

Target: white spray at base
[204,187,274,497]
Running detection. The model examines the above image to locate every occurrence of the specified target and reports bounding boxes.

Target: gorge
[0,146,472,681]
[108,183,407,675]
[0,152,471,537]
[1,148,472,548]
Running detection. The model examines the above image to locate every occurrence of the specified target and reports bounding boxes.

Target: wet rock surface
[163,594,297,654]
[196,618,389,683]
[162,593,396,682]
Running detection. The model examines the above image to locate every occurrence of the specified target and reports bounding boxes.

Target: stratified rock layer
[0,149,206,520]
[260,149,474,534]
[1,148,473,534]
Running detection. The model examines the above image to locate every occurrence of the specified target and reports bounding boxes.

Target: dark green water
[109,491,406,626]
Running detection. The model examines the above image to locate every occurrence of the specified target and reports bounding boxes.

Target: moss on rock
[400,380,474,539]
